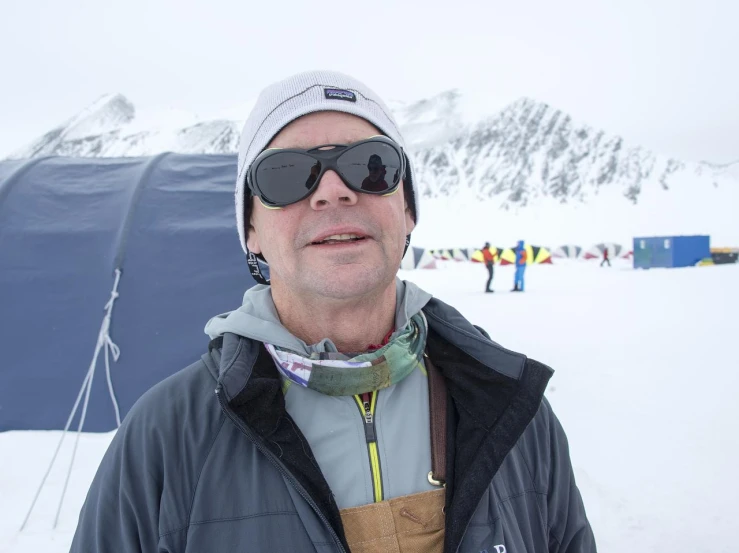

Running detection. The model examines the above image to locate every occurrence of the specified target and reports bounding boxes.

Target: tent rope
[20,269,123,531]
[103,269,123,427]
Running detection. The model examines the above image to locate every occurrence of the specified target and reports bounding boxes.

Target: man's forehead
[267,111,382,149]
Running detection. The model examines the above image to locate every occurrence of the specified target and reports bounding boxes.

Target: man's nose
[309,170,358,210]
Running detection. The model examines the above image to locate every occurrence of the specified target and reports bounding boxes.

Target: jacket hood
[204,278,432,355]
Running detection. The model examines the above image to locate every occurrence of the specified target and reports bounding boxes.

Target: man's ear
[245,196,262,254]
[246,226,261,255]
[404,202,415,234]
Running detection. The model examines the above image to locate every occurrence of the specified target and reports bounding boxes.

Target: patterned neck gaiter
[264,312,428,396]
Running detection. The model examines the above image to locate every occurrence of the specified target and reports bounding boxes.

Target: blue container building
[633,235,710,269]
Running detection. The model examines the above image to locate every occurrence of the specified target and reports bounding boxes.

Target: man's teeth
[316,234,363,243]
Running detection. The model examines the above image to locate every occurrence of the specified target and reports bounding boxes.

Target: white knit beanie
[235,70,419,254]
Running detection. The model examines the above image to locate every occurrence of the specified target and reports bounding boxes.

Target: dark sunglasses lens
[255,153,322,205]
[337,142,402,193]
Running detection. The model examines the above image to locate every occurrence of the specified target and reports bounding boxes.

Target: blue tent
[0,154,254,432]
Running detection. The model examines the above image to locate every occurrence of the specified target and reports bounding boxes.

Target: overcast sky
[1,0,737,162]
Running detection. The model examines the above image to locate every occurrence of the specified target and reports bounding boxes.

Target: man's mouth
[311,233,367,245]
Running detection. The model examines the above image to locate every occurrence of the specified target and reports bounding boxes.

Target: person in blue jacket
[512,240,527,292]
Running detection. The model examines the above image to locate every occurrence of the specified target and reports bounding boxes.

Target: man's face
[246,111,415,301]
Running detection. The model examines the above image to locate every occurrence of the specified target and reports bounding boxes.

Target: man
[482,241,496,293]
[513,240,528,292]
[71,71,595,552]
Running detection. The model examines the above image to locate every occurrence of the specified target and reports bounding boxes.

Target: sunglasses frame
[246,135,407,208]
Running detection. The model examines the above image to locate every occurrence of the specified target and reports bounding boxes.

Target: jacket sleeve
[69,410,165,553]
[545,400,597,552]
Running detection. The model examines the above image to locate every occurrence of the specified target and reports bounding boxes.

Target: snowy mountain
[10,91,735,201]
[6,91,738,246]
[388,94,736,208]
[11,94,241,159]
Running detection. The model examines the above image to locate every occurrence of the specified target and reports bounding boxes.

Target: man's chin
[302,266,391,300]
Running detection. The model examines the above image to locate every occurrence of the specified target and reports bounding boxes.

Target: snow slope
[2,261,737,552]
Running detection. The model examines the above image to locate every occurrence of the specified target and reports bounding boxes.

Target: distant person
[361,153,390,191]
[512,240,527,292]
[600,247,611,267]
[482,241,496,293]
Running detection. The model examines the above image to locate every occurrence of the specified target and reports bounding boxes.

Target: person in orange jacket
[481,242,496,293]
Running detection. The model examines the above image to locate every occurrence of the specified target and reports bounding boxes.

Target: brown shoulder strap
[425,353,447,487]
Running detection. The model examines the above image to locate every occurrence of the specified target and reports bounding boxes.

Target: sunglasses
[246,136,406,208]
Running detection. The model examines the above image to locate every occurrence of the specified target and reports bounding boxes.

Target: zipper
[353,390,383,503]
[216,386,347,553]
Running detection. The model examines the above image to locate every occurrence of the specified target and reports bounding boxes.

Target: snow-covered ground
[413,177,739,248]
[2,260,738,552]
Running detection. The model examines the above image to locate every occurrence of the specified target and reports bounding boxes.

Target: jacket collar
[208,296,536,400]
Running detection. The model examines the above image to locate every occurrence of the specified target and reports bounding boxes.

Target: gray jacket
[71,297,595,553]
